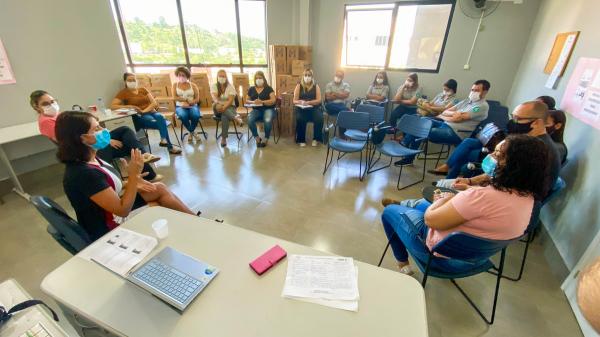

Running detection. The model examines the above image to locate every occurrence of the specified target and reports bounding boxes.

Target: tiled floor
[0,128,582,336]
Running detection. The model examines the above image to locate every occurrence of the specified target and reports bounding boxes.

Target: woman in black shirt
[293,68,323,147]
[246,71,277,147]
[56,111,196,240]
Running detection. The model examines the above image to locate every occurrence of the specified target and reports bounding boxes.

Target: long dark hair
[30,90,48,111]
[548,109,567,143]
[372,71,389,86]
[488,134,549,200]
[56,111,96,163]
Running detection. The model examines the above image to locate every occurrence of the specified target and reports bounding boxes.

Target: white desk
[96,110,137,132]
[0,279,69,337]
[41,207,428,337]
[0,122,41,200]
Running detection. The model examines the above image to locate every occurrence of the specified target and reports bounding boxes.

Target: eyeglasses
[511,115,538,122]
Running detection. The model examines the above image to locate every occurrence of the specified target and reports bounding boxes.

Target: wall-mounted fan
[460,0,524,69]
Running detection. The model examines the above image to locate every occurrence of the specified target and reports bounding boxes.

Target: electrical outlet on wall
[464,64,470,70]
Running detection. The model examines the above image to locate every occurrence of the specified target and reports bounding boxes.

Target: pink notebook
[249,245,287,275]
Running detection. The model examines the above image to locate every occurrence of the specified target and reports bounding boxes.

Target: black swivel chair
[30,196,91,255]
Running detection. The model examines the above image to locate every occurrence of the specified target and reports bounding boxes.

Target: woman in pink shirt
[31,90,60,141]
[381,134,550,275]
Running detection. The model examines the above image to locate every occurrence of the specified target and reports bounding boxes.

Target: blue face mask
[481,154,497,177]
[88,129,111,150]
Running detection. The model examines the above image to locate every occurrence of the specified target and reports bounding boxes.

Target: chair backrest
[525,177,566,233]
[336,111,370,132]
[469,104,510,137]
[431,230,517,264]
[397,114,432,139]
[356,103,385,124]
[30,196,91,255]
[543,176,566,206]
[487,100,502,107]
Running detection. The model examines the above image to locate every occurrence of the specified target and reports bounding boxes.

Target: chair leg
[492,231,532,282]
[215,120,221,140]
[377,241,390,267]
[359,150,363,181]
[323,147,334,175]
[143,129,152,154]
[197,120,208,140]
[170,123,182,148]
[274,115,281,144]
[451,248,507,325]
[421,254,433,287]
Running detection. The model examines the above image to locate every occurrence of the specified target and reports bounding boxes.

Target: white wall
[267,0,306,45]
[0,0,126,181]
[310,0,541,103]
[507,0,600,271]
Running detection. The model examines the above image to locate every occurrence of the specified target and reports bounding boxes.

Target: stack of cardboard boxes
[189,73,212,108]
[232,73,250,105]
[269,45,312,137]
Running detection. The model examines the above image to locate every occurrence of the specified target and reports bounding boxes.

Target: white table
[96,110,137,132]
[41,207,429,337]
[0,279,69,337]
[0,122,41,200]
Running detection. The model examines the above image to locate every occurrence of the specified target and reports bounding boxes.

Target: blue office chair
[378,228,519,325]
[30,196,91,255]
[323,111,370,181]
[344,104,386,141]
[499,177,566,281]
[368,115,432,190]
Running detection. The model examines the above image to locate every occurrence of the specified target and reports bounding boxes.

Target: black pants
[295,107,324,143]
[97,126,156,180]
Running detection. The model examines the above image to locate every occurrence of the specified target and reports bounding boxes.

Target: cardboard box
[156,100,175,112]
[270,45,287,60]
[291,60,311,76]
[135,74,152,89]
[286,45,299,74]
[148,86,168,98]
[273,58,287,74]
[190,73,210,87]
[231,73,250,103]
[149,74,172,88]
[298,46,312,62]
[276,75,295,96]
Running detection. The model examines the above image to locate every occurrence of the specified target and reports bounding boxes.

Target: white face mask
[256,78,264,87]
[43,102,60,116]
[303,76,312,84]
[443,90,451,96]
[178,76,188,83]
[218,76,227,85]
[334,76,342,84]
[405,80,414,87]
[126,81,138,89]
[376,78,384,85]
[469,91,480,101]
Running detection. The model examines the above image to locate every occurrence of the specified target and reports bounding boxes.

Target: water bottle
[96,97,107,115]
[466,162,482,171]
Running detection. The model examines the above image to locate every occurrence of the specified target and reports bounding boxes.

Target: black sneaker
[257,142,267,148]
[394,157,413,166]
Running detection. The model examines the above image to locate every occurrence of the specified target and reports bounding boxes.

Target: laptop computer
[98,246,219,312]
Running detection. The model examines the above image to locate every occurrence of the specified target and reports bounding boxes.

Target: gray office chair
[30,196,91,255]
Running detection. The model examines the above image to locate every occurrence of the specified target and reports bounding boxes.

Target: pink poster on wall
[561,57,600,130]
[0,38,16,85]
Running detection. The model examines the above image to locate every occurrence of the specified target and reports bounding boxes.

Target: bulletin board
[544,31,579,75]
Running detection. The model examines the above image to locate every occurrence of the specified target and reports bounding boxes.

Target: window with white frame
[341,1,455,72]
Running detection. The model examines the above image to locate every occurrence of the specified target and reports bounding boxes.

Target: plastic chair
[30,196,91,255]
[368,115,432,190]
[499,177,566,281]
[323,111,370,181]
[245,97,282,144]
[378,228,519,325]
[176,112,208,143]
[141,110,182,153]
[344,104,386,141]
[213,95,244,141]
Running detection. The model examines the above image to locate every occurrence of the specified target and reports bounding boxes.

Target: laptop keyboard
[132,259,203,304]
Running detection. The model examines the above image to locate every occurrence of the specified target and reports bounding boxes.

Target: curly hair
[488,134,550,200]
[55,111,97,163]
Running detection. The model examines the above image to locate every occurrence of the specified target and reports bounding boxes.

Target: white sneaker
[311,140,318,147]
[299,142,306,147]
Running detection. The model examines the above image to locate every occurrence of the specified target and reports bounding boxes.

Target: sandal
[221,141,227,147]
[427,169,448,176]
[158,140,169,147]
[398,265,414,276]
[169,147,182,154]
[143,153,161,164]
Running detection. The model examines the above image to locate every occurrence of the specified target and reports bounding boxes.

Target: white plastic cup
[151,219,169,239]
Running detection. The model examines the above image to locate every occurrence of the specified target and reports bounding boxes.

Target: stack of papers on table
[244,103,263,107]
[282,255,359,312]
[79,228,158,276]
[295,104,312,109]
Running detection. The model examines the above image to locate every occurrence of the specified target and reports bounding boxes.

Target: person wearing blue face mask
[56,111,197,241]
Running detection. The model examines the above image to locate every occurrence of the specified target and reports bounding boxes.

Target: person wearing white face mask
[395,79,490,167]
[324,70,351,124]
[111,73,181,154]
[416,79,459,117]
[293,68,323,147]
[246,71,276,147]
[211,69,243,147]
[30,90,163,181]
[390,73,423,128]
[172,66,201,144]
[365,71,390,104]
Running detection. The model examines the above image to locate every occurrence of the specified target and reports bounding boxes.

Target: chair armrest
[414,137,428,143]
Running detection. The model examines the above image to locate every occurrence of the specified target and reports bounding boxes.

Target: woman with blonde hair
[210,69,243,147]
[293,69,323,147]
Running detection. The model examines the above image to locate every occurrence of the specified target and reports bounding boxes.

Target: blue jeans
[390,104,417,128]
[324,102,347,116]
[133,112,173,148]
[248,108,275,139]
[176,105,201,133]
[382,205,431,263]
[446,137,482,178]
[428,120,463,145]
